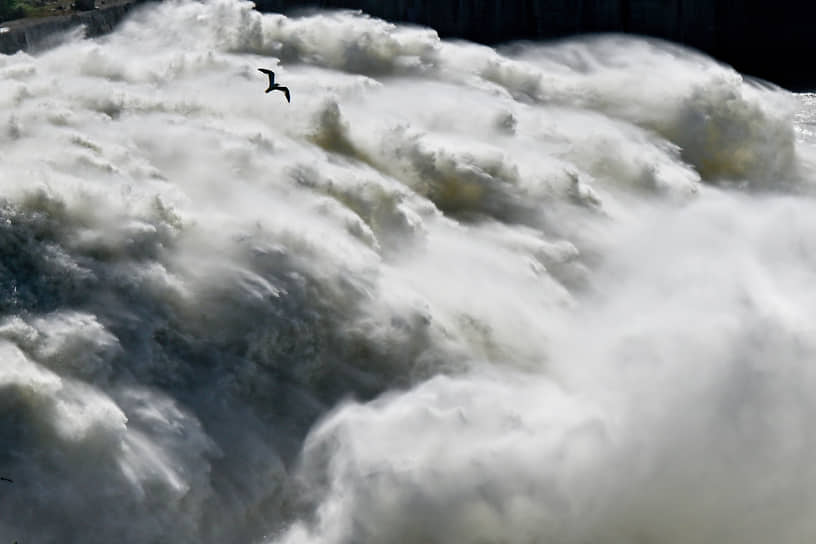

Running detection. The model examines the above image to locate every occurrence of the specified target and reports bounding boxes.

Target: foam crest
[281,374,606,544]
[468,36,798,185]
[258,10,440,74]
[0,339,125,444]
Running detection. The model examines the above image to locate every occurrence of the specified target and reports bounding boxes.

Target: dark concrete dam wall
[254,0,816,90]
[0,0,151,54]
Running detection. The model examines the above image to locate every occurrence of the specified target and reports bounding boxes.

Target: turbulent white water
[3,1,816,542]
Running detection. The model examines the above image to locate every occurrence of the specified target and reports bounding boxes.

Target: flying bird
[258,68,290,103]
[1,477,12,483]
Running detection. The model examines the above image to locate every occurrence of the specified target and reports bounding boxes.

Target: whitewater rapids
[3,1,816,542]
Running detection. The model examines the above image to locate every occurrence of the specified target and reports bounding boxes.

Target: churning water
[3,1,816,542]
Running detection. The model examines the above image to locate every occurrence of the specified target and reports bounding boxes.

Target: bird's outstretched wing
[257,68,275,85]
[280,86,291,103]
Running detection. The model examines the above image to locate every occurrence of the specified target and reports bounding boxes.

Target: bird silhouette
[258,68,290,103]
[1,477,12,483]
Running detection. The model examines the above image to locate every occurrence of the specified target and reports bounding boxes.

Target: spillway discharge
[2,1,816,543]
